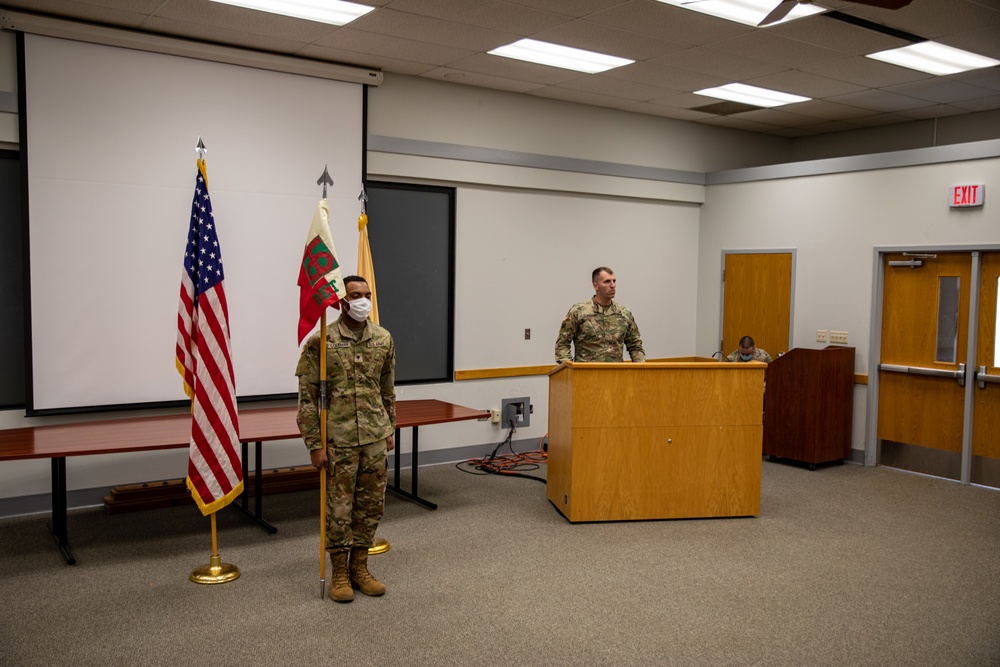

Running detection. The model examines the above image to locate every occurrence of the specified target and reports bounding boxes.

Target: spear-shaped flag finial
[358,183,368,215]
[195,137,207,160]
[317,165,334,200]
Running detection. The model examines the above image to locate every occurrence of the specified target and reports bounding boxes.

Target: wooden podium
[763,346,855,468]
[546,361,765,523]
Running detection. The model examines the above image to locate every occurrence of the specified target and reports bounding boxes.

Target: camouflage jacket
[296,317,396,450]
[555,299,645,363]
[724,348,773,363]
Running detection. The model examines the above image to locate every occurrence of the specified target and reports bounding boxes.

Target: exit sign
[950,184,985,208]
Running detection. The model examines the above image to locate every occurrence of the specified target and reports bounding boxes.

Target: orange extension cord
[458,434,548,477]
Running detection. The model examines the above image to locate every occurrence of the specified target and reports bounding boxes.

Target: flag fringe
[175,359,195,400]
[187,477,244,516]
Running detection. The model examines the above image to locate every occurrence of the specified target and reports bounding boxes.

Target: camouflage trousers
[325,440,388,550]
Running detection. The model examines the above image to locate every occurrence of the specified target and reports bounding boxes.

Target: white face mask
[345,297,372,322]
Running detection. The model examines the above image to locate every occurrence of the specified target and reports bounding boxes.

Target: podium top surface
[548,360,765,376]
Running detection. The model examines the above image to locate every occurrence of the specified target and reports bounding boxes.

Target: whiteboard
[24,34,363,412]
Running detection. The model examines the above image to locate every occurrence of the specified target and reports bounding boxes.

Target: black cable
[455,420,547,483]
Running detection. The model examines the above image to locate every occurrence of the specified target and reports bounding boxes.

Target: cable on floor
[456,423,547,483]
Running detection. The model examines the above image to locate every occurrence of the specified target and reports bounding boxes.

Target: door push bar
[881,363,967,387]
[977,365,1000,390]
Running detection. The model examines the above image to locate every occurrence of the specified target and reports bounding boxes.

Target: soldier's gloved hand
[386,434,395,452]
[309,448,328,470]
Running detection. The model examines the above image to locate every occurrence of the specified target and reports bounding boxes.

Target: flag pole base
[190,554,241,585]
[368,537,390,555]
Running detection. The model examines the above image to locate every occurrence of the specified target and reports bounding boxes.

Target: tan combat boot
[349,546,386,596]
[329,549,354,602]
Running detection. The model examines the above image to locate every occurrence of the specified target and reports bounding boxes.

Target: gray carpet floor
[1,460,999,667]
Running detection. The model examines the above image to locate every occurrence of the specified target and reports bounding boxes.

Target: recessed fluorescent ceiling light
[655,0,825,27]
[488,39,634,74]
[208,0,374,26]
[695,83,810,107]
[867,41,1000,75]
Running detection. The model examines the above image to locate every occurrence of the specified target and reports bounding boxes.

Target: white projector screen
[24,34,363,412]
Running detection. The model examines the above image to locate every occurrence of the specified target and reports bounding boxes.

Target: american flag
[176,160,244,515]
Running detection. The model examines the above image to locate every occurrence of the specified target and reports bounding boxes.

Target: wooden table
[388,399,489,509]
[0,399,486,564]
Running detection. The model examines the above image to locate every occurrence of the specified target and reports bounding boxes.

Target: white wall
[696,154,1000,450]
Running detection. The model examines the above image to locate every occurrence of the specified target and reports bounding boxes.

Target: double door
[877,251,1000,487]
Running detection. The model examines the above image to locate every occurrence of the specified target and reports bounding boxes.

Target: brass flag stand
[190,513,240,584]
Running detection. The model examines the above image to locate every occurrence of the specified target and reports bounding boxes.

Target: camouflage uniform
[296,317,396,550]
[555,299,645,363]
[724,347,773,363]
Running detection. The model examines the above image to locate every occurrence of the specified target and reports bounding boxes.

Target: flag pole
[318,311,328,598]
[357,184,390,556]
[316,165,334,599]
[186,138,240,586]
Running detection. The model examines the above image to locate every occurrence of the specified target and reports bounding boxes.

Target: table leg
[48,457,76,565]
[232,441,277,534]
[386,426,437,510]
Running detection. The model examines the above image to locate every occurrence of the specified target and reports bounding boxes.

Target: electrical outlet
[500,396,530,428]
[816,330,828,343]
[524,328,531,340]
[829,330,849,344]
[490,408,501,424]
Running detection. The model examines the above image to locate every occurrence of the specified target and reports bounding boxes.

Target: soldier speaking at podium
[555,266,645,364]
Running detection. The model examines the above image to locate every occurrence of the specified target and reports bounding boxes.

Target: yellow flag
[357,212,380,325]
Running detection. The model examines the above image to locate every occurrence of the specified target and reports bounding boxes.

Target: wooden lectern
[763,346,855,468]
[546,361,765,523]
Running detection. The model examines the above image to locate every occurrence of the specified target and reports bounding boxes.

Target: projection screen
[23,34,364,412]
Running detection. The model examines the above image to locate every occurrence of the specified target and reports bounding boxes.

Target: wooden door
[877,252,971,479]
[972,252,1000,488]
[721,252,792,358]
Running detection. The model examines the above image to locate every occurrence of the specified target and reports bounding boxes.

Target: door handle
[881,363,967,387]
[977,365,1000,389]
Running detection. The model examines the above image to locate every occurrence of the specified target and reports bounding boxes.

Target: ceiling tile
[312,28,475,66]
[155,0,336,42]
[142,16,311,53]
[530,18,687,61]
[767,13,910,56]
[527,85,631,108]
[652,47,788,80]
[883,77,1000,104]
[556,73,678,100]
[896,104,974,120]
[828,88,933,112]
[585,0,750,44]
[702,30,849,69]
[348,9,517,52]
[802,54,932,87]
[604,61,728,91]
[297,44,436,75]
[744,69,867,98]
[381,0,570,34]
[951,93,1000,112]
[421,68,546,93]
[440,53,588,85]
[505,0,636,19]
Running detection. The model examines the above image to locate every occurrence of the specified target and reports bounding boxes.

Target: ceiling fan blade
[758,0,798,26]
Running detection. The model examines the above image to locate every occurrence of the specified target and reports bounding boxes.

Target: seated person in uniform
[723,335,772,363]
